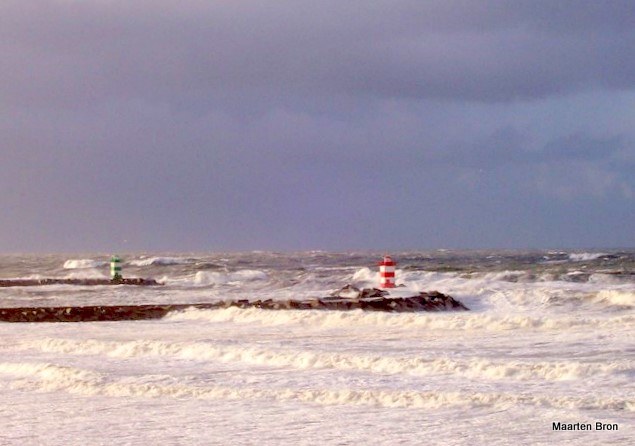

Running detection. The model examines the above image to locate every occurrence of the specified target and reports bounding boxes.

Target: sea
[0,250,632,445]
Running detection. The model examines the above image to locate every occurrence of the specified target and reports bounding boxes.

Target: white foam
[0,362,103,384]
[165,307,634,332]
[192,270,268,286]
[569,252,608,261]
[23,338,633,383]
[477,271,527,282]
[63,269,108,280]
[129,257,192,267]
[63,259,107,269]
[351,267,377,286]
[2,361,629,411]
[595,290,635,307]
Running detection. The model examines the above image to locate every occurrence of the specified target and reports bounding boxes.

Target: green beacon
[110,255,122,281]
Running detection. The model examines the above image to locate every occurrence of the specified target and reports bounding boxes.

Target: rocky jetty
[0,289,468,323]
[329,285,389,299]
[0,278,161,287]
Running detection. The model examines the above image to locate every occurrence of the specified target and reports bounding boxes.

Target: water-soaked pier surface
[0,292,468,322]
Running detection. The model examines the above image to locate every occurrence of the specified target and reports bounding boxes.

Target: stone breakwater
[0,292,468,323]
[0,278,161,287]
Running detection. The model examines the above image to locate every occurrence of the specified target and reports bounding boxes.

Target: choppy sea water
[0,250,633,445]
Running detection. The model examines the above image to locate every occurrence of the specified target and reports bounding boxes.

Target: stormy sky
[1,0,634,252]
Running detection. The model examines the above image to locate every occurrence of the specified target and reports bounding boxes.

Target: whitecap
[594,290,635,307]
[192,270,268,286]
[63,259,107,269]
[129,257,193,267]
[569,252,608,262]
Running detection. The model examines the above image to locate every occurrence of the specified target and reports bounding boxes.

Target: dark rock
[330,285,390,299]
[0,289,468,323]
[360,288,389,298]
[329,284,361,298]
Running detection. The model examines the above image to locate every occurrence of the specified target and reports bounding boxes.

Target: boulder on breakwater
[0,278,162,287]
[0,290,468,323]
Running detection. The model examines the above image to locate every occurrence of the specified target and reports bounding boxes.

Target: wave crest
[595,290,635,307]
[1,361,630,411]
[164,307,634,332]
[569,252,609,262]
[22,338,634,383]
[63,259,107,269]
[193,270,268,286]
[129,257,193,267]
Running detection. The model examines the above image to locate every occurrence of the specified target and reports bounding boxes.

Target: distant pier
[0,278,161,287]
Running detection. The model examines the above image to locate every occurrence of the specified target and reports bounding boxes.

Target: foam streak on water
[0,250,633,445]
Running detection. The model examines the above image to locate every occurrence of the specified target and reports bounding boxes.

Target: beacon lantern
[378,255,396,288]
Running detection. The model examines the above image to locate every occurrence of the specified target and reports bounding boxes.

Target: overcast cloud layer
[1,0,634,252]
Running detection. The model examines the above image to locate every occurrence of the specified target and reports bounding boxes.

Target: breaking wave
[22,338,634,383]
[63,259,107,269]
[569,252,609,262]
[129,257,193,267]
[164,307,634,331]
[594,290,635,307]
[1,361,630,411]
[192,270,268,286]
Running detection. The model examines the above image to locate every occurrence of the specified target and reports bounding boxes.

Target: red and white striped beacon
[378,255,396,288]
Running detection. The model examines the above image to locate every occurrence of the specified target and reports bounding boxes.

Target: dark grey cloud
[1,1,634,251]
[2,0,635,109]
